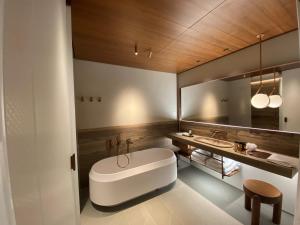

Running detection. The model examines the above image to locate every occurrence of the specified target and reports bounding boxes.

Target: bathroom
[1,1,300,225]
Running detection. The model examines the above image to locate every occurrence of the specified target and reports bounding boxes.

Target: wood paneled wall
[180,120,300,158]
[77,121,178,188]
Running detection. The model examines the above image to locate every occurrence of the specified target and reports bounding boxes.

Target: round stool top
[243,179,281,199]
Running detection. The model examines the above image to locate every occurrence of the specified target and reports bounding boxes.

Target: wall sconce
[77,96,102,103]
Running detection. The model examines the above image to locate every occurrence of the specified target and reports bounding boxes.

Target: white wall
[181,80,228,121]
[181,78,251,127]
[74,60,177,129]
[178,30,299,88]
[280,68,300,133]
[3,1,79,225]
[228,78,251,127]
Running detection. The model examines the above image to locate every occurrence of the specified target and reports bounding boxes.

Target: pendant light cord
[270,72,276,96]
[256,34,263,95]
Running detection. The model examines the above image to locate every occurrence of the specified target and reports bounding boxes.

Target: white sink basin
[194,136,234,148]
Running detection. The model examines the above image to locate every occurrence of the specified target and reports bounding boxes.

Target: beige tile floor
[81,179,242,225]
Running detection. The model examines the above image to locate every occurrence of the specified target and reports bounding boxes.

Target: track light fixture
[134,43,138,56]
[148,48,152,58]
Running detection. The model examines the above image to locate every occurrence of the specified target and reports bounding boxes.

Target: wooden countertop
[168,132,298,178]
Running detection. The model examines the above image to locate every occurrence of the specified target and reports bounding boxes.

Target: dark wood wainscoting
[180,120,300,158]
[77,121,178,189]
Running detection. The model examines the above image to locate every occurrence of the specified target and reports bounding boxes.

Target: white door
[294,1,300,225]
[0,0,16,224]
[2,0,80,225]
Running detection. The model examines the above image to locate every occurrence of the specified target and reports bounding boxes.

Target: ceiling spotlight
[148,49,152,58]
[134,43,138,56]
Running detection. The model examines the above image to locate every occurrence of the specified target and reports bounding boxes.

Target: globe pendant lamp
[268,72,283,108]
[251,34,270,109]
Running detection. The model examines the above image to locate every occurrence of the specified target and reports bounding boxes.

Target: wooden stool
[243,179,282,225]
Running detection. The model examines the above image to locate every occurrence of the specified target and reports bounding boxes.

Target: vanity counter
[168,132,298,178]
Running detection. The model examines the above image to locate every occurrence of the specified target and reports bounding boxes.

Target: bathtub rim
[89,148,176,182]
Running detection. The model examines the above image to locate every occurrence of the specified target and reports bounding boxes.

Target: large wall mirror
[181,67,300,133]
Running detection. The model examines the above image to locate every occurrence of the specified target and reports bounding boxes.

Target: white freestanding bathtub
[89,148,177,206]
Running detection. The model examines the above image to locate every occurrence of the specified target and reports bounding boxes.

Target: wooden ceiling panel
[72,0,298,73]
[118,0,225,28]
[191,0,298,44]
[72,4,185,52]
[73,36,179,72]
[163,28,248,65]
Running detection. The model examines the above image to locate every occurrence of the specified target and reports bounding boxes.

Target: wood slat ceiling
[71,0,298,74]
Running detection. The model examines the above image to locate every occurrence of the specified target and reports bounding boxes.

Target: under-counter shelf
[168,132,298,178]
[178,148,240,179]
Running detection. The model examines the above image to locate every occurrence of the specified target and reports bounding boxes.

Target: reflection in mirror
[181,68,300,133]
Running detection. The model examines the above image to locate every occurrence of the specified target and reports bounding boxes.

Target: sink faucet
[210,130,227,140]
[126,138,133,153]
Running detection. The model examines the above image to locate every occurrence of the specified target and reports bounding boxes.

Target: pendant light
[251,34,270,109]
[268,72,283,108]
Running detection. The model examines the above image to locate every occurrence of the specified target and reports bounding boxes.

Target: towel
[195,149,211,156]
[206,157,240,175]
[192,149,240,175]
[191,151,209,165]
[213,154,222,160]
[246,143,257,151]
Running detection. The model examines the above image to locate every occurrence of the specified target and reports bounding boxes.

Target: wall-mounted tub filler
[89,148,177,207]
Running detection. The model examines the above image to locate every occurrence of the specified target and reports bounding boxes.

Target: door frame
[293,2,300,224]
[0,0,16,223]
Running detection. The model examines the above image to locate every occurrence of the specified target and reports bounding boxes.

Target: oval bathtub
[89,148,177,206]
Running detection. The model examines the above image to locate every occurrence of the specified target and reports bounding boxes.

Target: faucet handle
[116,135,121,145]
[126,138,133,145]
[210,130,228,139]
